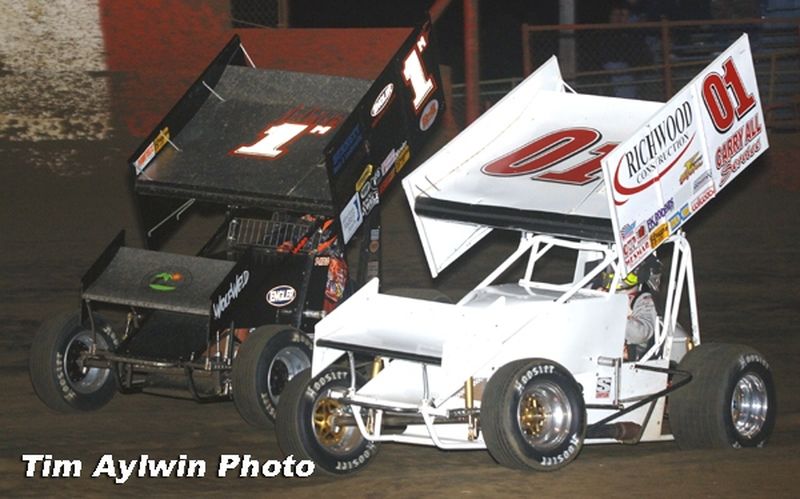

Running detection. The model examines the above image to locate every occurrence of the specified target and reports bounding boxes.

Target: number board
[602,34,768,274]
[325,20,445,244]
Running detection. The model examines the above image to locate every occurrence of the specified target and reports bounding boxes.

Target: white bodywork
[311,35,767,450]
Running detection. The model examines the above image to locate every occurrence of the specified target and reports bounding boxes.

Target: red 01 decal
[481,128,616,185]
[701,58,756,133]
[402,33,435,112]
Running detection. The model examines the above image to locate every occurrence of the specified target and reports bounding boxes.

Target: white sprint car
[274,34,776,474]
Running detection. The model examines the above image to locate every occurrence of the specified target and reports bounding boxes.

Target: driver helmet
[601,254,662,292]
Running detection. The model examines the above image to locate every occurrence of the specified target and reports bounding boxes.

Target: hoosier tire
[482,359,586,471]
[669,343,776,449]
[29,311,119,412]
[275,367,378,475]
[232,326,312,427]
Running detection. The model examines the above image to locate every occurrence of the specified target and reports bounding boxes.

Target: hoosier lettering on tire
[481,359,586,471]
[275,367,379,475]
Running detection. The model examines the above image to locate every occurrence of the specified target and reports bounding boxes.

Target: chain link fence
[453,18,800,129]
[522,18,800,128]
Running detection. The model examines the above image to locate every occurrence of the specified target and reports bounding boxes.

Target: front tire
[232,326,312,427]
[275,367,378,475]
[669,343,776,449]
[29,311,119,412]
[482,359,586,471]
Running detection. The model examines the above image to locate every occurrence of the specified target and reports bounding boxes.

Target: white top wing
[403,57,660,277]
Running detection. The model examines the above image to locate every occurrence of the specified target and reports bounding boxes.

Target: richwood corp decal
[612,101,694,205]
[212,271,249,320]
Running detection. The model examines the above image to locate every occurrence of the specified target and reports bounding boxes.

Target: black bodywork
[77,21,445,399]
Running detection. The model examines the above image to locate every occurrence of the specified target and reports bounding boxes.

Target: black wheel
[275,367,379,475]
[29,311,118,412]
[669,343,776,449]
[385,287,452,303]
[482,359,586,470]
[232,326,312,427]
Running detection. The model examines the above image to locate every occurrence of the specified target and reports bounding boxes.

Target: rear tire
[276,367,378,475]
[482,359,585,470]
[233,326,312,427]
[669,343,776,449]
[29,311,118,412]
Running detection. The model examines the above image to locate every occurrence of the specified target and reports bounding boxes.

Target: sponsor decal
[324,257,348,312]
[716,114,763,187]
[379,141,411,196]
[134,128,170,173]
[624,238,652,268]
[596,377,612,399]
[646,198,675,231]
[153,127,170,152]
[620,221,637,240]
[690,185,715,212]
[267,285,296,308]
[668,203,692,230]
[339,194,363,243]
[147,268,190,292]
[355,164,374,193]
[395,141,411,172]
[693,170,713,193]
[332,124,363,174]
[613,101,695,204]
[212,271,250,320]
[679,152,703,184]
[419,98,439,131]
[370,83,394,119]
[649,223,670,249]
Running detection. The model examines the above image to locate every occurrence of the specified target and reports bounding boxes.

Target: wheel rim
[731,372,769,439]
[311,394,362,456]
[267,346,310,403]
[63,330,110,394]
[517,380,573,451]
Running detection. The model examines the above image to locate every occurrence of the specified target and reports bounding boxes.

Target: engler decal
[267,285,297,307]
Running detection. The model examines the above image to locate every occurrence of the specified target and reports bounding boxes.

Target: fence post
[522,24,532,76]
[660,18,673,99]
[464,0,480,124]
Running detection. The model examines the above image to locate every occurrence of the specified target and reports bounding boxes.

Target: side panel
[326,20,446,245]
[603,34,768,274]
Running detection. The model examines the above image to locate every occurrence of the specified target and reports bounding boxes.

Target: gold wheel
[313,398,346,446]
[519,394,547,437]
[515,380,573,451]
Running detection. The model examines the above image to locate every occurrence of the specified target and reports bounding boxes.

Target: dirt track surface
[2,118,800,496]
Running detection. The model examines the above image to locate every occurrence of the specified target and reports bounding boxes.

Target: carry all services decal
[602,34,768,274]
